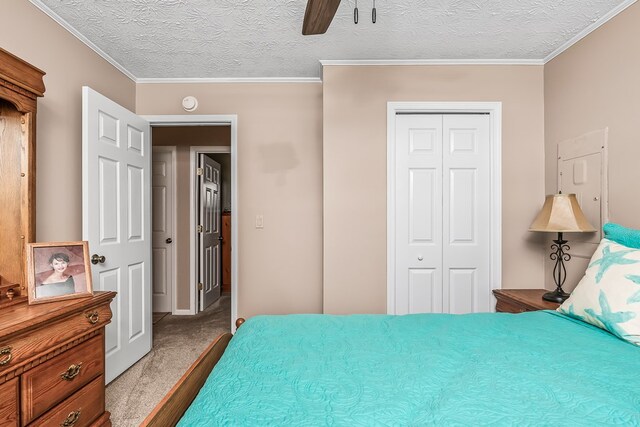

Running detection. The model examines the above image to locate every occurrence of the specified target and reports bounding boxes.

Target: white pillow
[558,238,640,346]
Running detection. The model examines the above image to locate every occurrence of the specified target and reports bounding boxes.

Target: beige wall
[1,0,136,242]
[138,84,324,318]
[544,2,640,291]
[152,126,230,310]
[323,65,546,314]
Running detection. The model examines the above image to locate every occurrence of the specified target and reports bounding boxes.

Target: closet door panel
[394,115,443,314]
[442,115,491,313]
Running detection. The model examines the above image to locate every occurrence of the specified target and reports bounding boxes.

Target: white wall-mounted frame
[386,102,502,314]
[144,115,238,332]
[557,128,609,230]
[151,145,178,315]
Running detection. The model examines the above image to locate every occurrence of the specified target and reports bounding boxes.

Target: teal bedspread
[179,312,640,426]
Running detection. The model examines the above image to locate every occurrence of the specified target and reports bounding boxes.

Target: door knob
[166,238,173,244]
[417,255,424,261]
[91,254,106,265]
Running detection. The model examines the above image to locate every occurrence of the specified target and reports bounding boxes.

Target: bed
[143,225,640,426]
[142,310,640,426]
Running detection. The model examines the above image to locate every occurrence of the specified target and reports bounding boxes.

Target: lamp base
[542,289,570,303]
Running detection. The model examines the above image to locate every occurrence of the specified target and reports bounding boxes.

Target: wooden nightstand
[493,289,561,313]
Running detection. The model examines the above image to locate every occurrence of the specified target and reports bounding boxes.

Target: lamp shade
[529,193,597,233]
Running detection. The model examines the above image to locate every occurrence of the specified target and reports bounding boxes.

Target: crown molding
[136,77,322,84]
[320,59,545,66]
[544,0,637,63]
[29,0,137,82]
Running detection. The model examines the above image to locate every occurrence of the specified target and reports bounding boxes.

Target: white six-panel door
[198,154,222,311]
[82,86,152,384]
[394,114,491,314]
[395,115,444,314]
[152,147,174,313]
[442,115,491,313]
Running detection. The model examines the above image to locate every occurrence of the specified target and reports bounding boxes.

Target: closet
[391,113,492,315]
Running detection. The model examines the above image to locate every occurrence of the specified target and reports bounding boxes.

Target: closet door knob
[417,256,424,261]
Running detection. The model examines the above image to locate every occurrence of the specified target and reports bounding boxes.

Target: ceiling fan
[302,0,342,35]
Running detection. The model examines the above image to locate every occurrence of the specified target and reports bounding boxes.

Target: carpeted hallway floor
[106,295,231,426]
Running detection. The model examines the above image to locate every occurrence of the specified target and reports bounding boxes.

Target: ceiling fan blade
[302,0,342,35]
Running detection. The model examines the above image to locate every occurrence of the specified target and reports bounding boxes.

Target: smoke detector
[182,96,198,112]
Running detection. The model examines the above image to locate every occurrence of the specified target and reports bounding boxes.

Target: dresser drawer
[0,378,18,426]
[28,375,105,427]
[0,304,111,376]
[21,335,104,425]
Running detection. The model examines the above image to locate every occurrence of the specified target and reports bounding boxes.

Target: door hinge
[196,167,204,176]
[197,225,203,233]
[198,283,203,291]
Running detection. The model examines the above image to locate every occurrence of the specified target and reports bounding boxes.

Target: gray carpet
[106,295,231,426]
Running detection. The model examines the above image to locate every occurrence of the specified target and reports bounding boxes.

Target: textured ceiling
[32,0,628,79]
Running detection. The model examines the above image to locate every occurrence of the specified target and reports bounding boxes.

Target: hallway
[106,295,231,426]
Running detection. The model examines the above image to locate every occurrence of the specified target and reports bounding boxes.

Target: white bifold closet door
[394,114,491,315]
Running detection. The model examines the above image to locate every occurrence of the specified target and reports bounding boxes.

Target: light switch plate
[255,214,264,229]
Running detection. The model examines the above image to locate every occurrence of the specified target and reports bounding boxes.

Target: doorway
[146,116,238,331]
[386,102,502,315]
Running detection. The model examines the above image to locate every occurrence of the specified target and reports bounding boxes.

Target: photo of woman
[27,241,93,304]
[36,252,76,298]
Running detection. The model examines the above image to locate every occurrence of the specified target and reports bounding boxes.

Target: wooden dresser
[0,47,116,427]
[493,289,561,313]
[0,291,115,426]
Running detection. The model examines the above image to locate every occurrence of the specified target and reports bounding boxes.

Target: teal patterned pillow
[558,238,640,346]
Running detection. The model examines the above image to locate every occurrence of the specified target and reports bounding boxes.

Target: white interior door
[152,147,175,313]
[393,113,491,314]
[82,86,152,384]
[198,154,221,311]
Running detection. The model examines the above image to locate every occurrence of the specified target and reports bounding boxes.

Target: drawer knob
[61,410,81,427]
[61,363,83,381]
[0,347,12,366]
[85,311,99,324]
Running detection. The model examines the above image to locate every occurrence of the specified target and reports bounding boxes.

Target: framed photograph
[26,241,93,304]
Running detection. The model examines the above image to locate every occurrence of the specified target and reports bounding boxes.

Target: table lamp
[529,193,597,303]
